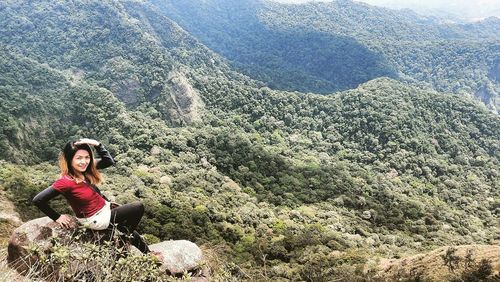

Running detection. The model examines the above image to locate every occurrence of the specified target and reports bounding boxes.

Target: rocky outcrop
[160,70,204,125]
[8,217,207,281]
[0,189,25,281]
[8,217,99,276]
[475,85,499,114]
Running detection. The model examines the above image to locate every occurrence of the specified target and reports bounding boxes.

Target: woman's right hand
[56,214,73,229]
[74,138,100,147]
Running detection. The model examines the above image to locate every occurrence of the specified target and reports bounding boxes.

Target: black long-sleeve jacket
[32,143,115,221]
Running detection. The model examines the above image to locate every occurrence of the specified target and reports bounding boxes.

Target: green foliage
[149,0,397,93]
[0,0,499,280]
[0,161,69,221]
[149,0,499,112]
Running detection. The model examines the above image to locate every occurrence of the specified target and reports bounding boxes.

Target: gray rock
[8,217,69,269]
[8,217,208,280]
[149,240,204,275]
[7,216,105,277]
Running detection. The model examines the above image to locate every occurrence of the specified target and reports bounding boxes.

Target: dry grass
[0,246,33,282]
[0,188,31,281]
[0,220,29,282]
[377,244,500,281]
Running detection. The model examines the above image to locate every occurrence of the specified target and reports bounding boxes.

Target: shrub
[12,227,169,281]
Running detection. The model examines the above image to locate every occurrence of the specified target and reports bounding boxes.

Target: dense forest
[0,0,499,281]
[149,0,500,112]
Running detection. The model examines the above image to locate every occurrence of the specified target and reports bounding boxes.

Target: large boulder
[7,217,79,275]
[8,217,207,281]
[149,240,204,275]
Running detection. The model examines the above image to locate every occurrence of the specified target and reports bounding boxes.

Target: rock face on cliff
[8,217,207,281]
[160,70,205,125]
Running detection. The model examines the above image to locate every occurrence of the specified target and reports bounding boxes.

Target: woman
[32,138,151,254]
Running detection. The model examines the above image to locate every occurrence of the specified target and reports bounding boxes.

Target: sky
[271,0,500,21]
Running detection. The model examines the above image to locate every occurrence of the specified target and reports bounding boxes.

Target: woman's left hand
[75,138,100,147]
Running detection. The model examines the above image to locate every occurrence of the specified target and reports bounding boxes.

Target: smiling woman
[32,138,160,257]
[71,150,91,174]
[59,138,104,188]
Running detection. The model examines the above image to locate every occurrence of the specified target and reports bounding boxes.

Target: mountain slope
[0,0,248,122]
[149,0,500,112]
[0,48,76,162]
[148,0,398,93]
[1,0,499,280]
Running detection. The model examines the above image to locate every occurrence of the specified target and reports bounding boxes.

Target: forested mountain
[356,0,500,22]
[148,0,500,113]
[0,0,499,280]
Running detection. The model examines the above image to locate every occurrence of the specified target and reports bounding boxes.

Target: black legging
[109,202,150,253]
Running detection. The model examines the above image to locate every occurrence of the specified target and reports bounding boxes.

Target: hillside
[149,0,500,112]
[0,0,499,280]
[0,0,240,161]
[377,245,500,281]
[0,0,252,122]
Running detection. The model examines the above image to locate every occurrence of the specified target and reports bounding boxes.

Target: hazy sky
[271,0,500,21]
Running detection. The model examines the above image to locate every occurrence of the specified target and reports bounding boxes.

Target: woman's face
[71,149,91,174]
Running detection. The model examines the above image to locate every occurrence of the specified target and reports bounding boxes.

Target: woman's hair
[59,141,102,185]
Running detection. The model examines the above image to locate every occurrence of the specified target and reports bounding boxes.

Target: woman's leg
[109,202,150,253]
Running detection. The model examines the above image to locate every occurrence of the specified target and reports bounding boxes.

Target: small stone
[362,210,372,219]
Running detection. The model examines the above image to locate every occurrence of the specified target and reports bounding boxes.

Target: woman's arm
[33,187,74,228]
[32,186,62,221]
[94,143,115,169]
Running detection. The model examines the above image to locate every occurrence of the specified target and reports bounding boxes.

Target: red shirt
[52,175,106,218]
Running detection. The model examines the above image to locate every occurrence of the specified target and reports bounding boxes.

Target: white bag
[76,201,111,230]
